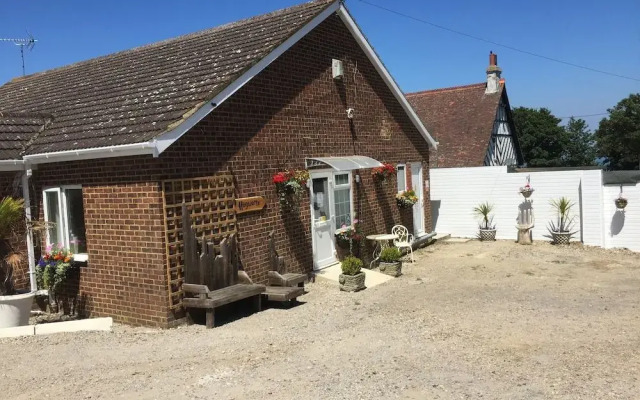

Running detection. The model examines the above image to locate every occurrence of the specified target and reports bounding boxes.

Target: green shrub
[379,247,402,262]
[341,255,363,276]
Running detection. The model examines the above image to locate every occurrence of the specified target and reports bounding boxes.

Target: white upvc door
[310,171,353,270]
[410,162,426,237]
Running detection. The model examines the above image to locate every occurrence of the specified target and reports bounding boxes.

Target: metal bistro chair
[391,225,414,263]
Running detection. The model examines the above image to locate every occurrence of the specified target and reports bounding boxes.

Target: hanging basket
[520,188,534,198]
[615,197,628,210]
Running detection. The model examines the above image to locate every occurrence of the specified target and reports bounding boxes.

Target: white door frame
[309,170,354,270]
[410,162,426,237]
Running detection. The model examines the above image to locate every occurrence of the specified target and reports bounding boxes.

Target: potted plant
[0,197,34,328]
[378,247,402,277]
[396,190,418,208]
[548,197,577,245]
[615,196,628,210]
[473,202,496,241]
[338,255,365,292]
[519,176,534,198]
[272,169,309,209]
[334,219,363,258]
[35,244,75,313]
[371,162,396,183]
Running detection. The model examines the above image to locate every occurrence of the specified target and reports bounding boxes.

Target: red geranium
[272,172,287,184]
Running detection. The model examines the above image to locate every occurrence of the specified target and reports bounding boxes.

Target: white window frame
[397,164,406,193]
[332,172,354,228]
[43,185,88,261]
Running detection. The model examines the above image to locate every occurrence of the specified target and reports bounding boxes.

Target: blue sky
[1,0,639,130]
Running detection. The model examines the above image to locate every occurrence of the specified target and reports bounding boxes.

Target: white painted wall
[430,166,605,246]
[602,183,640,251]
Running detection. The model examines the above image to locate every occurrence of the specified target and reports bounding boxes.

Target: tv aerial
[0,32,38,76]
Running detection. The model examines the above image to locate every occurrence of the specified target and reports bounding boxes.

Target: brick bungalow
[0,0,436,327]
[406,52,524,168]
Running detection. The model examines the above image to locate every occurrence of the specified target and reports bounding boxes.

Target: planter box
[479,229,497,241]
[339,272,366,292]
[379,261,402,277]
[0,292,35,328]
[551,231,572,245]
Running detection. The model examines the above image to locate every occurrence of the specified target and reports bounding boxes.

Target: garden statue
[517,176,535,245]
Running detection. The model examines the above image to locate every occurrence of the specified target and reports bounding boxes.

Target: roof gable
[407,83,505,167]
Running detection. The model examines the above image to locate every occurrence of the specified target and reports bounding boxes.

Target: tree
[563,117,596,167]
[596,93,640,170]
[513,107,568,167]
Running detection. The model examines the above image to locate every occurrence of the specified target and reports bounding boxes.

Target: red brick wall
[31,160,169,327]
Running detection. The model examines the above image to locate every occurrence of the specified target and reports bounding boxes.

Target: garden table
[366,233,399,268]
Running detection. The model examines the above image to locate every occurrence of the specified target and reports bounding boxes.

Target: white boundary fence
[430,166,640,252]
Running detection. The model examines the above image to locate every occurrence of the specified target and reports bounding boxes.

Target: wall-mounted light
[346,108,354,119]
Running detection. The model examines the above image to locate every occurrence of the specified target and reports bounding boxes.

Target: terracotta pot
[379,261,402,277]
[339,272,366,292]
[479,229,497,241]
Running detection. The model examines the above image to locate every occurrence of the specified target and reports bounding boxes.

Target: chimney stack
[485,51,502,94]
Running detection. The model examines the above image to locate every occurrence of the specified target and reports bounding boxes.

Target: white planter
[0,292,35,328]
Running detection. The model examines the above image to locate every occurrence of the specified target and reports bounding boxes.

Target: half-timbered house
[407,52,524,168]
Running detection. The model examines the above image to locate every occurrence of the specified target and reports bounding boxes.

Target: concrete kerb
[0,317,113,338]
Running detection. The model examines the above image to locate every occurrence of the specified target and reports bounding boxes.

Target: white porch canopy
[305,156,383,171]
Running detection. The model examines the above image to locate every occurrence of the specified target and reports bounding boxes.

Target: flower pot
[615,198,628,209]
[0,292,35,328]
[379,261,402,277]
[479,229,496,241]
[520,189,534,198]
[551,231,571,245]
[339,272,366,292]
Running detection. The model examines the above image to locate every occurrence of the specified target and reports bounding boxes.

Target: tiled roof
[406,82,502,168]
[0,0,334,158]
[0,112,50,160]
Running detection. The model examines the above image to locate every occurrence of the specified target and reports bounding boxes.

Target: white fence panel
[430,167,604,246]
[603,183,640,251]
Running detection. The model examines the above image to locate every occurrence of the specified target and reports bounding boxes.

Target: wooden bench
[267,230,307,288]
[181,206,265,328]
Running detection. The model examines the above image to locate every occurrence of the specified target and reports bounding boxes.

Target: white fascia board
[0,159,25,171]
[22,142,157,165]
[336,5,438,150]
[152,1,341,155]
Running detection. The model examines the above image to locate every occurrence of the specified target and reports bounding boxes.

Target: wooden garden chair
[180,206,265,328]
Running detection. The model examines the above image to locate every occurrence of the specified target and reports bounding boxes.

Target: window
[397,164,406,192]
[333,173,352,229]
[43,186,87,255]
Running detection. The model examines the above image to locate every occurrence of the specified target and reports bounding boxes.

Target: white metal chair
[391,225,414,263]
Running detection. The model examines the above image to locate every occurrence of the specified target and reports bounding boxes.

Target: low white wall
[603,183,640,251]
[430,166,605,246]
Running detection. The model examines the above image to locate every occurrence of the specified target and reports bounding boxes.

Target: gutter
[22,141,158,165]
[21,170,37,292]
[0,159,25,171]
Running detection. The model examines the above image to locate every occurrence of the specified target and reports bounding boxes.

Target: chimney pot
[489,51,498,67]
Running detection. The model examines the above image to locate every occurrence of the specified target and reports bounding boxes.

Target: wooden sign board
[235,196,266,214]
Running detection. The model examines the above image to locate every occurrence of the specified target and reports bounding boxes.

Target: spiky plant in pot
[473,202,496,241]
[548,197,577,245]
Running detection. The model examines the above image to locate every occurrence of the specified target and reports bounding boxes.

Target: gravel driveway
[2,240,640,399]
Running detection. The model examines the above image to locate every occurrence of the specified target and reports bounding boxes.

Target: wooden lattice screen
[161,174,237,310]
